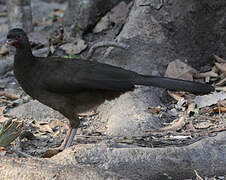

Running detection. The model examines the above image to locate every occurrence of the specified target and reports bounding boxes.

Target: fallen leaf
[165,59,198,81]
[215,62,226,73]
[212,106,226,113]
[39,124,53,133]
[148,106,165,114]
[0,91,20,100]
[30,122,53,133]
[214,54,226,63]
[167,91,184,101]
[48,119,65,129]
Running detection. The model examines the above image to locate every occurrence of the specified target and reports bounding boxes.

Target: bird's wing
[39,58,138,93]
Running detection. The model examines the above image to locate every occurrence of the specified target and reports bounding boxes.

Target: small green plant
[0,119,23,147]
[61,54,77,59]
[73,25,81,34]
[194,108,200,116]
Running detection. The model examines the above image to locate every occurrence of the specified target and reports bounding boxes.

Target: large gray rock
[63,0,132,34]
[51,132,226,179]
[8,100,64,121]
[94,0,226,136]
[0,156,127,180]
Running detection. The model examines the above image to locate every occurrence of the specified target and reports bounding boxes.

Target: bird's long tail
[133,75,214,95]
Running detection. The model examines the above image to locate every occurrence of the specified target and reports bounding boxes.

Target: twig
[81,41,129,60]
[158,115,186,132]
[194,170,204,180]
[195,71,218,78]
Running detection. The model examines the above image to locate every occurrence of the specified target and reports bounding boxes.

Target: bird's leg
[41,116,80,158]
[58,127,77,150]
[58,115,80,150]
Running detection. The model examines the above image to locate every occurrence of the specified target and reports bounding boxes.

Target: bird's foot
[40,128,77,158]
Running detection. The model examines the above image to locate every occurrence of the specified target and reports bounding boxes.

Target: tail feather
[133,75,214,94]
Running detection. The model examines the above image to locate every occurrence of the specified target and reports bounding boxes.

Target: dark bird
[6,28,214,151]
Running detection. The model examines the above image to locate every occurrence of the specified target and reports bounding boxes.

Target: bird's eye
[15,35,20,39]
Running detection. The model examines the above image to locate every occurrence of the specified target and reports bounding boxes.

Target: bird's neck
[15,45,35,64]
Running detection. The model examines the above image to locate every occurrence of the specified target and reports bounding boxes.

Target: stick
[82,41,129,60]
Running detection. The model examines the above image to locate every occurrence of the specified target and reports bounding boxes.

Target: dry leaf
[212,106,226,113]
[0,91,20,100]
[165,59,198,81]
[214,54,226,63]
[39,124,53,133]
[211,65,219,73]
[31,122,53,133]
[48,119,65,129]
[148,106,165,114]
[215,62,226,73]
[167,91,184,101]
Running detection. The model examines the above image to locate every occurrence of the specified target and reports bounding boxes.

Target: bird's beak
[6,39,16,46]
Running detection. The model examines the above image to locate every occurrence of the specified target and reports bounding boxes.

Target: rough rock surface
[63,0,132,33]
[8,100,64,121]
[1,0,226,179]
[0,131,225,179]
[95,0,226,136]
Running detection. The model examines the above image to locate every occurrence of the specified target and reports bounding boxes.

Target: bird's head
[6,28,29,49]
